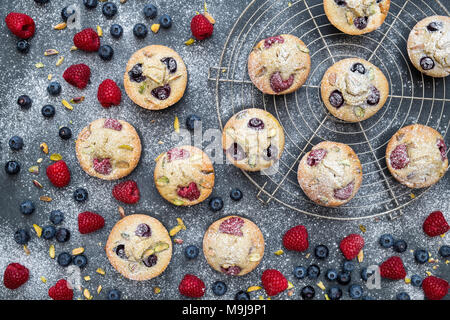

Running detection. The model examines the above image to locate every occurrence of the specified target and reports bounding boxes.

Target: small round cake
[75,118,142,180]
[320,58,389,122]
[297,141,363,207]
[123,45,188,110]
[386,124,448,189]
[248,34,311,95]
[203,216,265,276]
[222,108,285,171]
[105,214,172,281]
[407,15,450,78]
[323,0,391,35]
[154,145,215,206]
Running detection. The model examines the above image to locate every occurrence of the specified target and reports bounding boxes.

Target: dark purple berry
[143,254,157,267]
[247,118,264,130]
[354,16,368,30]
[329,90,344,108]
[227,143,246,161]
[128,64,146,82]
[115,244,127,259]
[420,57,435,70]
[161,57,177,73]
[151,84,171,100]
[367,86,380,105]
[427,22,443,32]
[135,223,151,237]
[350,63,365,74]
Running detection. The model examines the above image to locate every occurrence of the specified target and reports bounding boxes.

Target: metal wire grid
[209,0,450,220]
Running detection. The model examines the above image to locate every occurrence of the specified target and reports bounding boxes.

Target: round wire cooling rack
[208,0,450,221]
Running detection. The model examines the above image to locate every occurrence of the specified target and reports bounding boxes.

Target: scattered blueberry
[209,197,224,211]
[396,292,410,300]
[73,188,88,202]
[108,289,122,300]
[349,284,364,299]
[57,252,73,267]
[414,249,429,264]
[59,127,72,140]
[20,200,35,215]
[300,286,315,300]
[393,239,407,253]
[342,261,355,273]
[102,2,117,18]
[61,6,76,22]
[5,161,21,175]
[83,0,98,9]
[234,291,250,300]
[337,271,351,285]
[47,81,61,96]
[314,245,329,259]
[327,286,343,300]
[230,188,243,201]
[159,14,172,29]
[143,4,157,18]
[55,228,70,243]
[306,264,320,279]
[133,23,148,39]
[50,210,64,225]
[9,136,24,151]
[293,266,307,279]
[185,114,201,130]
[379,234,394,248]
[325,269,338,281]
[17,40,30,53]
[211,281,227,296]
[99,45,114,61]
[41,105,56,118]
[184,245,199,259]
[42,225,56,240]
[73,254,88,268]
[14,229,30,245]
[411,275,423,287]
[110,24,123,38]
[360,267,375,282]
[438,245,450,258]
[17,95,32,109]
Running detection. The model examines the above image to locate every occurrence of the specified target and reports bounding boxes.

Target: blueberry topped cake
[154,145,215,206]
[105,214,172,281]
[321,58,389,122]
[75,118,142,180]
[248,34,311,95]
[124,45,188,110]
[222,108,285,171]
[386,124,448,189]
[407,16,450,78]
[297,141,363,207]
[323,0,390,35]
[203,216,265,276]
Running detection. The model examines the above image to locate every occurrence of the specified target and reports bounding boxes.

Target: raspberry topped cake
[75,118,142,180]
[297,141,363,207]
[124,45,188,110]
[105,214,172,281]
[203,216,265,276]
[323,0,390,35]
[386,124,448,189]
[222,108,285,171]
[154,145,215,206]
[321,58,389,122]
[407,16,450,78]
[248,34,311,95]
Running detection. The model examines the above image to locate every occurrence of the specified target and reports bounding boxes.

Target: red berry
[3,263,29,290]
[178,274,205,298]
[63,64,91,89]
[167,148,190,162]
[46,160,70,188]
[93,158,112,175]
[390,144,410,170]
[422,276,449,300]
[112,180,140,204]
[190,14,214,41]
[282,225,309,252]
[219,216,245,237]
[73,28,100,52]
[5,12,35,39]
[48,279,73,300]
[97,79,122,108]
[261,269,288,296]
[177,182,200,201]
[379,256,407,280]
[78,211,105,234]
[103,119,122,131]
[423,211,449,237]
[339,233,364,260]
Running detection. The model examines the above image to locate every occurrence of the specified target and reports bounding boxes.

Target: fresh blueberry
[73,188,88,202]
[234,291,250,300]
[230,188,243,201]
[159,14,172,29]
[393,239,407,253]
[61,6,76,22]
[17,40,30,53]
[42,225,56,240]
[307,264,320,279]
[212,281,227,296]
[9,136,24,151]
[59,127,72,140]
[327,286,343,300]
[438,245,450,258]
[379,234,394,248]
[5,161,21,175]
[133,23,148,39]
[337,271,351,285]
[342,261,355,273]
[55,228,70,243]
[293,266,307,279]
[108,289,122,300]
[98,45,114,61]
[360,267,375,282]
[411,275,423,287]
[110,24,123,38]
[209,197,224,211]
[73,255,88,268]
[143,4,158,18]
[184,245,199,259]
[414,249,429,264]
[349,284,364,299]
[17,95,32,109]
[396,292,410,300]
[102,2,117,18]
[314,245,329,259]
[20,200,35,215]
[300,286,315,300]
[47,81,62,96]
[83,0,98,9]
[41,105,55,118]
[57,252,72,267]
[325,269,338,281]
[14,229,30,245]
[50,210,64,225]
[185,114,201,130]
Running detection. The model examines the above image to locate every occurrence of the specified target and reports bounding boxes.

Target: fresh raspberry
[379,256,407,280]
[178,274,205,298]
[5,13,35,39]
[97,79,122,108]
[423,211,449,237]
[422,276,449,300]
[167,148,190,162]
[78,211,105,234]
[46,160,70,188]
[63,64,91,89]
[73,28,100,52]
[282,225,309,252]
[48,279,73,300]
[93,158,112,175]
[219,217,245,236]
[103,119,122,131]
[3,263,29,290]
[261,269,288,296]
[339,233,364,260]
[190,14,214,41]
[112,180,140,204]
[177,182,200,201]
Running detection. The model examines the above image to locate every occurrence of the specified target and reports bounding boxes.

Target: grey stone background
[0,0,448,300]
